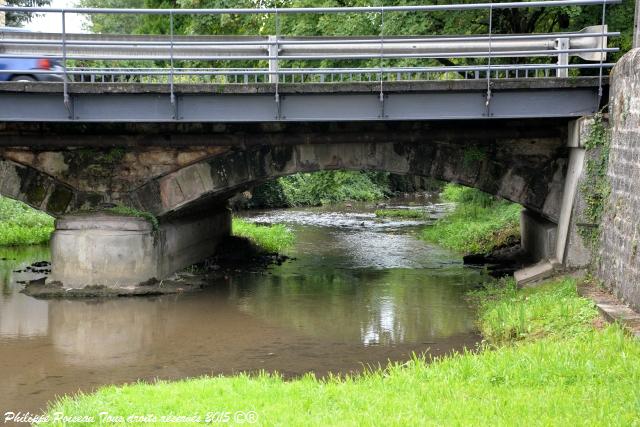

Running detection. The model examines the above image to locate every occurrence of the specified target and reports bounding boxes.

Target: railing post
[61,9,73,119]
[555,37,569,78]
[268,35,278,84]
[0,0,5,27]
[485,2,493,116]
[169,11,177,120]
[634,0,639,49]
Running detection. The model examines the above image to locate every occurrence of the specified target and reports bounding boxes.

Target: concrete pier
[48,208,230,289]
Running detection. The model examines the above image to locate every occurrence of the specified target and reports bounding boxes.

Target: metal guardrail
[0,0,622,119]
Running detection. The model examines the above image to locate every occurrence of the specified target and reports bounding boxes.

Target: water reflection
[0,200,483,412]
[0,246,49,338]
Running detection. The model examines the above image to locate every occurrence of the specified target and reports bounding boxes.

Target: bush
[278,171,388,207]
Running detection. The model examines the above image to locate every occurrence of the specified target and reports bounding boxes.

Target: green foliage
[4,0,51,27]
[375,209,426,219]
[579,114,611,247]
[76,0,636,76]
[108,205,159,230]
[278,171,388,207]
[440,183,494,207]
[463,146,487,169]
[249,180,289,208]
[0,196,54,246]
[423,184,521,254]
[232,218,294,253]
[42,280,640,426]
[468,277,599,346]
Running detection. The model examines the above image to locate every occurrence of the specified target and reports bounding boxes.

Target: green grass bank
[0,196,294,254]
[42,276,640,426]
[232,218,295,253]
[422,184,521,254]
[0,196,54,246]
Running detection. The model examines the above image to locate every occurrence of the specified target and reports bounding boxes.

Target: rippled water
[0,198,482,413]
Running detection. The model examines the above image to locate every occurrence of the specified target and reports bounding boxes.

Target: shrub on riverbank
[422,184,521,254]
[42,276,640,426]
[0,196,53,246]
[247,171,444,208]
[232,218,295,253]
[279,171,388,206]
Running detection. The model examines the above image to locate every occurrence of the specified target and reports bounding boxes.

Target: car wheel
[10,75,36,82]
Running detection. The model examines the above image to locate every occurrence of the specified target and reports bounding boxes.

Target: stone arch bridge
[0,117,588,289]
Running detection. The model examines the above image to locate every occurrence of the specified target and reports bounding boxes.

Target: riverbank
[422,184,521,254]
[40,275,640,425]
[0,197,53,246]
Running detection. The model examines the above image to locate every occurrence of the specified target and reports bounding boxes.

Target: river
[0,197,484,414]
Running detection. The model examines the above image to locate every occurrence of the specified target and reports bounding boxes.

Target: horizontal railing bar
[0,63,615,77]
[0,32,620,47]
[0,47,617,61]
[0,0,623,15]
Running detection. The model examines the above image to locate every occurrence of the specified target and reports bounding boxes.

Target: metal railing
[0,0,622,117]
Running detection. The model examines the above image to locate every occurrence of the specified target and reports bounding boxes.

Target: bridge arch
[129,140,568,222]
[0,158,86,217]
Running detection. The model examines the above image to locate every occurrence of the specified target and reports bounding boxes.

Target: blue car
[0,28,64,82]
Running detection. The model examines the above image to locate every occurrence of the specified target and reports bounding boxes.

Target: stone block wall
[597,49,640,311]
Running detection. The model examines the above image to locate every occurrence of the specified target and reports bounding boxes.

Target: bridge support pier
[516,118,592,286]
[47,207,230,290]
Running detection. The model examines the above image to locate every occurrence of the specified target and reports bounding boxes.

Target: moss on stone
[45,185,73,215]
[579,114,611,248]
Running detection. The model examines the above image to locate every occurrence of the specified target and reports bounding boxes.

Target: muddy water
[0,198,483,414]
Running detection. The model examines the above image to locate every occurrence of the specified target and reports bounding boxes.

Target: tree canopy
[76,0,636,72]
[5,0,52,27]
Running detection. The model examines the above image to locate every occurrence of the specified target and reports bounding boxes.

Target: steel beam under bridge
[0,78,604,122]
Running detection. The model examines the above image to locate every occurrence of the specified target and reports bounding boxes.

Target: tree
[76,0,146,34]
[77,0,636,72]
[5,0,52,27]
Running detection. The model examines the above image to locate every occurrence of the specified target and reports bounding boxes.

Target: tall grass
[0,196,54,246]
[422,184,521,253]
[468,276,599,345]
[232,218,295,253]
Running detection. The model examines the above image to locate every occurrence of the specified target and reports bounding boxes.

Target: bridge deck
[0,77,605,122]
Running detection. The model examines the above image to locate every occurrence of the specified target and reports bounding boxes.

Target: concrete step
[514,260,556,288]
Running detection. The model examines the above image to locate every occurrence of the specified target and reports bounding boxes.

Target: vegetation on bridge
[41,275,640,426]
[579,114,612,248]
[422,184,521,254]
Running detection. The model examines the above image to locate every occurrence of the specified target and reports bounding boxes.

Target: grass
[422,184,521,254]
[107,205,159,231]
[375,209,426,219]
[40,276,640,426]
[468,276,600,346]
[232,218,295,253]
[0,196,54,246]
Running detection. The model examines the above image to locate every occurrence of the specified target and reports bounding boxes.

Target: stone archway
[129,140,568,223]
